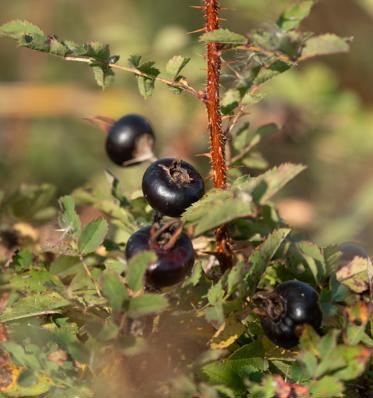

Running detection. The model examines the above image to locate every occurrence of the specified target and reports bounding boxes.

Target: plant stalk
[204,0,232,271]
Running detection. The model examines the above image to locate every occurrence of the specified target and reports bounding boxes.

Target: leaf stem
[64,56,204,100]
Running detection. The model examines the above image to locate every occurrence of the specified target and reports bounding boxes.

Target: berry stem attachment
[204,0,232,271]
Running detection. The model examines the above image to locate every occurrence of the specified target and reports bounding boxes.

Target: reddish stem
[205,0,226,190]
[204,0,232,271]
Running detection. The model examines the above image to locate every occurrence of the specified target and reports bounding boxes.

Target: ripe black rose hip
[259,280,322,348]
[125,225,195,289]
[142,158,204,217]
[105,113,155,166]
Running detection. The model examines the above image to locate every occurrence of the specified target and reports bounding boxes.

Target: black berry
[125,225,195,289]
[105,114,155,166]
[142,158,204,217]
[259,280,322,348]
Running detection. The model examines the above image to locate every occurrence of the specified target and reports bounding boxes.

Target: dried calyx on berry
[142,158,204,218]
[105,113,155,167]
[125,221,195,289]
[255,280,322,348]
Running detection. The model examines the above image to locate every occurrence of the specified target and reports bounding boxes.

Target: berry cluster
[105,114,204,289]
[103,113,369,350]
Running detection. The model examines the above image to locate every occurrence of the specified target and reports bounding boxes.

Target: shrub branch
[64,56,204,100]
[204,0,232,271]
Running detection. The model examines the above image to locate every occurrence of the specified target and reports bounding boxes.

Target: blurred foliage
[1,0,373,251]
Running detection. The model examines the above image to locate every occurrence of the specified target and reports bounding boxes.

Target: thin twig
[229,135,258,165]
[224,106,246,164]
[237,44,297,65]
[80,255,103,298]
[64,56,205,101]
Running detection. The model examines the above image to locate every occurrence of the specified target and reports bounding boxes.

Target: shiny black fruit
[142,158,204,217]
[125,225,194,289]
[105,114,155,166]
[259,280,322,348]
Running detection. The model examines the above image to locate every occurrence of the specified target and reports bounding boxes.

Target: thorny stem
[204,0,232,271]
[64,56,205,100]
[205,0,225,190]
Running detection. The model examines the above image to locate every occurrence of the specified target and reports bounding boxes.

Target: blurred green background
[1,0,373,250]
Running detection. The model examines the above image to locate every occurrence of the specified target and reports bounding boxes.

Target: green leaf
[205,304,225,327]
[247,375,276,398]
[207,280,225,306]
[336,256,372,293]
[277,1,315,31]
[226,262,246,297]
[9,270,63,294]
[210,315,246,350]
[202,358,269,390]
[314,330,340,378]
[233,123,278,155]
[2,183,56,221]
[166,55,190,79]
[254,60,291,86]
[129,55,160,99]
[182,260,203,287]
[0,293,70,322]
[10,249,33,271]
[296,241,327,282]
[101,271,128,312]
[128,294,168,318]
[1,342,41,369]
[0,368,53,397]
[333,345,372,381]
[221,89,240,115]
[58,195,81,235]
[309,376,344,398]
[50,255,80,277]
[229,340,265,360]
[241,152,269,170]
[236,163,306,204]
[302,34,350,60]
[78,218,108,255]
[48,36,69,56]
[200,28,247,44]
[0,20,45,40]
[182,189,255,236]
[245,228,291,295]
[85,41,110,60]
[91,64,115,90]
[126,251,156,292]
[137,75,158,99]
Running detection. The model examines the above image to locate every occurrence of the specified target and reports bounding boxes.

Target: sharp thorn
[187,27,207,35]
[195,152,212,159]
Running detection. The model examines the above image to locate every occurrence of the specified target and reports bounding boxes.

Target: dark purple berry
[259,280,322,348]
[142,158,204,217]
[105,114,155,166]
[125,225,194,289]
